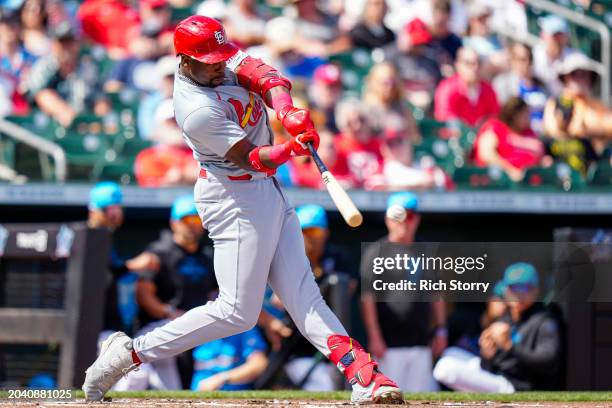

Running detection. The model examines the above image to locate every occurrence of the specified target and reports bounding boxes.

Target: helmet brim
[190,42,239,64]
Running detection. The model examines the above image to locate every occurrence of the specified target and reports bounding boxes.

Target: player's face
[182,56,226,87]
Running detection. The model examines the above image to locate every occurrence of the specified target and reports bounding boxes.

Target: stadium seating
[521,163,586,192]
[452,166,514,190]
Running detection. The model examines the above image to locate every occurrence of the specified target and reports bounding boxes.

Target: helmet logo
[214,30,226,45]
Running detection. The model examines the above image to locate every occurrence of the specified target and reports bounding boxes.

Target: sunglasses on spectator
[181,214,201,226]
[302,227,326,238]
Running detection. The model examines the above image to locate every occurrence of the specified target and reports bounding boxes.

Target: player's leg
[83,178,284,400]
[267,203,403,404]
[433,346,515,393]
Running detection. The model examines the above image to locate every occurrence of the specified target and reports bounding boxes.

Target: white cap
[265,16,297,51]
[196,0,227,20]
[556,52,599,79]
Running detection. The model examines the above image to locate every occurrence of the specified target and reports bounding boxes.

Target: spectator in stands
[78,0,140,59]
[104,25,166,94]
[290,129,353,189]
[533,15,574,96]
[493,43,548,133]
[121,195,217,390]
[191,326,268,391]
[224,0,267,49]
[385,0,467,39]
[473,97,547,182]
[543,52,612,156]
[281,205,355,390]
[134,99,198,187]
[380,128,448,190]
[0,9,36,115]
[434,47,500,127]
[291,0,351,59]
[428,0,462,65]
[363,62,421,141]
[247,16,319,80]
[434,263,564,392]
[334,98,383,188]
[138,0,175,53]
[348,0,395,50]
[384,18,442,113]
[462,1,506,78]
[361,192,447,391]
[19,0,50,57]
[25,22,102,126]
[307,64,343,133]
[138,55,176,140]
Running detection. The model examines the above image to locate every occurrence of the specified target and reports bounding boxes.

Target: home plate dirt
[0,400,610,408]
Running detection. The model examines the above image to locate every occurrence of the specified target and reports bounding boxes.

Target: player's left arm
[227,51,315,138]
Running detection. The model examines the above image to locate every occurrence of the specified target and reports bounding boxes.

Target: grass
[76,390,612,402]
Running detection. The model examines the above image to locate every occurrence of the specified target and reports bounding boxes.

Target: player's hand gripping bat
[306,142,363,228]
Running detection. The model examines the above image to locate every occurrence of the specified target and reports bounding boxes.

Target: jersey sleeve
[182,105,247,158]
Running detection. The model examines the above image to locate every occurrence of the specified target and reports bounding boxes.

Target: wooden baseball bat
[307,143,363,228]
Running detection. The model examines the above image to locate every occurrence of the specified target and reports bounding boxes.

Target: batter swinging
[82,16,403,405]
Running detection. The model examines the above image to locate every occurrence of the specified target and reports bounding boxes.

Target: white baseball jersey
[173,66,273,177]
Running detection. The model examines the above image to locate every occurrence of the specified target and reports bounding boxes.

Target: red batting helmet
[174,15,238,64]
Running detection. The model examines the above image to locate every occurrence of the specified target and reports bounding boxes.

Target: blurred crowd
[0,0,611,189]
[85,181,565,393]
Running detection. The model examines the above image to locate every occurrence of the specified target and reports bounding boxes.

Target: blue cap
[171,195,198,221]
[539,15,569,34]
[493,280,506,297]
[503,262,539,287]
[28,373,56,389]
[89,182,122,210]
[296,204,328,229]
[387,192,419,211]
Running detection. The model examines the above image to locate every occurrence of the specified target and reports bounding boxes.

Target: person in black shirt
[434,263,564,392]
[429,0,462,68]
[361,192,447,392]
[349,0,395,50]
[118,195,217,391]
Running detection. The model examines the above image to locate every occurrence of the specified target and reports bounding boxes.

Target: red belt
[199,168,253,181]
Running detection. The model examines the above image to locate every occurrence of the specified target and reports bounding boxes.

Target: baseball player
[82,15,403,405]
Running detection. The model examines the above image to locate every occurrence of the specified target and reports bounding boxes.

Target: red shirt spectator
[434,47,500,126]
[291,129,353,189]
[335,132,383,188]
[472,97,546,181]
[78,0,140,57]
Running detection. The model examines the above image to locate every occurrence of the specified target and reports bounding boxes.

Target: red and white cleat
[351,371,404,404]
[327,335,404,405]
[82,332,140,401]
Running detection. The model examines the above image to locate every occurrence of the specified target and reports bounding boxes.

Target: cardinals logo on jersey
[228,94,263,128]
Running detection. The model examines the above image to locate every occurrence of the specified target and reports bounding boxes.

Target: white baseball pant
[433,346,515,393]
[132,174,347,362]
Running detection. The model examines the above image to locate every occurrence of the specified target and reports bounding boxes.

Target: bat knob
[347,213,363,228]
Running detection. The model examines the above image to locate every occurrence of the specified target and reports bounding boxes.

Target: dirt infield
[1,399,611,408]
